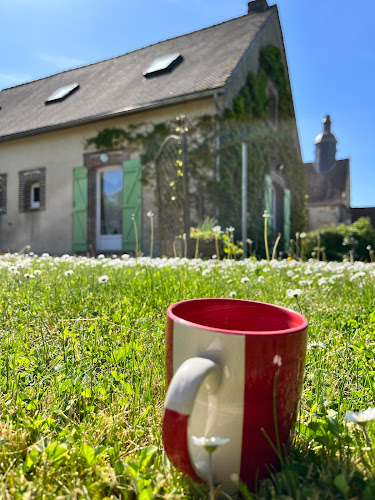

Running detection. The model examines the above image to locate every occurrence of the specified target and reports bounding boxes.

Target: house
[0,0,302,256]
[304,115,351,231]
[305,115,375,233]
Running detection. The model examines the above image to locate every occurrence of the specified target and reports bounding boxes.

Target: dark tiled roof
[351,207,375,229]
[304,159,350,204]
[0,8,275,140]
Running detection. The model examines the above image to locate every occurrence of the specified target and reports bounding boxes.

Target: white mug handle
[162,357,221,480]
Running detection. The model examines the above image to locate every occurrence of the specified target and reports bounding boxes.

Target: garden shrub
[305,217,375,261]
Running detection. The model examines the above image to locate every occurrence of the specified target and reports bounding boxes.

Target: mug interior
[168,298,307,335]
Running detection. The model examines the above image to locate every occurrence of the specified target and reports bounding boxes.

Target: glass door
[96,167,123,251]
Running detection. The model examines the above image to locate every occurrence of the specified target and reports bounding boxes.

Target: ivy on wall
[86,45,306,255]
[210,45,306,251]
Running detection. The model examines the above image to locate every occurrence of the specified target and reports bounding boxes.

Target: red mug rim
[167,298,308,336]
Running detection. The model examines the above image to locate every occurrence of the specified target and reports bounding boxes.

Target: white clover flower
[227,226,235,232]
[98,275,109,283]
[257,275,265,282]
[191,436,230,453]
[344,407,375,426]
[349,271,366,282]
[121,254,130,259]
[112,254,118,259]
[317,277,327,286]
[286,289,302,298]
[300,232,307,239]
[212,225,221,234]
[97,254,105,259]
[229,291,237,298]
[64,270,73,276]
[202,269,211,276]
[366,245,371,251]
[286,270,294,277]
[33,270,42,275]
[307,341,325,349]
[211,254,217,260]
[273,355,282,367]
[240,276,250,283]
[171,196,176,201]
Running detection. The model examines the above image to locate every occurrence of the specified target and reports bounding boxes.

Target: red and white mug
[163,298,308,493]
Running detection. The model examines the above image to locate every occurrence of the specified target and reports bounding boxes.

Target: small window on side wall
[266,80,279,129]
[30,182,41,209]
[0,174,7,214]
[19,168,46,212]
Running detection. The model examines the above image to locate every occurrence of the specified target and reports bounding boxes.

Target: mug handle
[162,357,221,481]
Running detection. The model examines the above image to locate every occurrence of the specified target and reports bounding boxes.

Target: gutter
[0,87,224,143]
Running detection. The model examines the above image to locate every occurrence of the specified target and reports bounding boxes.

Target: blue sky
[1,0,374,207]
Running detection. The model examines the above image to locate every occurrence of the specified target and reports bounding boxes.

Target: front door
[96,167,123,251]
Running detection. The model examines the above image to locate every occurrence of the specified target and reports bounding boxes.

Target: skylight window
[46,83,79,104]
[143,53,182,77]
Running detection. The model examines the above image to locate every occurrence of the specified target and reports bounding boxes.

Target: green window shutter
[283,188,291,252]
[72,167,88,252]
[123,158,142,251]
[264,174,273,229]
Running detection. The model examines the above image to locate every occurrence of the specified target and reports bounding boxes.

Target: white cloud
[39,54,86,70]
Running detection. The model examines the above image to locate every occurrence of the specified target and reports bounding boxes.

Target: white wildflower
[257,275,265,282]
[98,275,109,283]
[229,291,237,298]
[273,355,282,367]
[240,276,250,283]
[344,407,375,426]
[147,210,154,218]
[191,436,230,453]
[286,289,302,298]
[64,270,73,276]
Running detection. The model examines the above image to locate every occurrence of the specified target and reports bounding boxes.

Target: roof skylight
[46,83,79,104]
[143,53,182,77]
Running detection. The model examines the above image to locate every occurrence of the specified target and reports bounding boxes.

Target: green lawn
[0,253,374,499]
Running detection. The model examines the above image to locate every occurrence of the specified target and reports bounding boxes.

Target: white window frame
[30,182,41,209]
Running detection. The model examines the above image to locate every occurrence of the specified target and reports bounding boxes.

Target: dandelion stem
[264,213,270,262]
[272,233,281,260]
[208,452,215,500]
[195,235,200,259]
[149,215,154,258]
[215,234,220,261]
[273,369,283,466]
[132,215,139,258]
[363,427,375,462]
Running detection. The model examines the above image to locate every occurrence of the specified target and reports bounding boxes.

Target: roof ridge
[1,8,276,92]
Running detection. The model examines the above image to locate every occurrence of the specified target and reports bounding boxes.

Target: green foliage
[305,217,375,261]
[208,45,306,255]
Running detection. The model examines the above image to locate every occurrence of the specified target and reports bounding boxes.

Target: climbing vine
[86,45,306,256]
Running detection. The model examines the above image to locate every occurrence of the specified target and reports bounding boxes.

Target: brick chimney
[248,0,269,13]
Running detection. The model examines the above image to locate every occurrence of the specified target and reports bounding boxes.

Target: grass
[0,252,374,498]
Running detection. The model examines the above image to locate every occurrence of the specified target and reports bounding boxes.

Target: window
[30,182,40,209]
[46,83,79,104]
[19,168,46,212]
[266,80,279,129]
[0,174,7,213]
